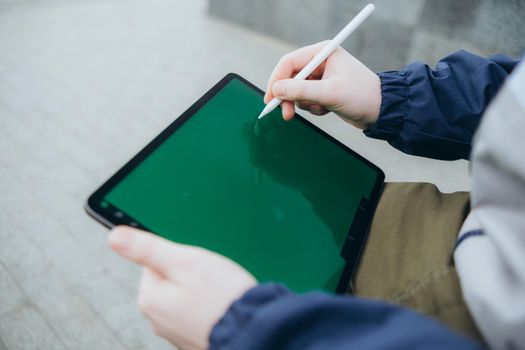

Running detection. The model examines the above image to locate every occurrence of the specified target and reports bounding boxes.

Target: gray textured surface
[209,0,525,70]
[420,0,525,57]
[1,0,471,348]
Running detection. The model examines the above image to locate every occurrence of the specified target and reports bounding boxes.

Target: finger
[264,90,272,104]
[271,78,333,106]
[142,266,163,285]
[138,267,165,307]
[281,101,295,121]
[265,41,329,100]
[139,267,168,296]
[138,268,163,312]
[267,41,328,88]
[109,225,188,277]
[138,267,181,320]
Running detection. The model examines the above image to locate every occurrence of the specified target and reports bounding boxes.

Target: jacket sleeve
[209,283,483,350]
[364,50,518,160]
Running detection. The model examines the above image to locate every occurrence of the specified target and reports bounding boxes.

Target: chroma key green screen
[102,77,380,292]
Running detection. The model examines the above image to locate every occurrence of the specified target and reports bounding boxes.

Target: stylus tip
[258,103,271,119]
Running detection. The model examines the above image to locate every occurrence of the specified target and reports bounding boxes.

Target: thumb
[109,225,186,277]
[271,79,333,106]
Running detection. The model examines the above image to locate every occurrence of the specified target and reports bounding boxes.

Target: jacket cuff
[364,71,409,141]
[209,283,290,350]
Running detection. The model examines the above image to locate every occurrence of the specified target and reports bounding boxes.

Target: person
[108,42,524,350]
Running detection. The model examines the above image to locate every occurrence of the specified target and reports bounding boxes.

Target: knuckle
[278,53,291,66]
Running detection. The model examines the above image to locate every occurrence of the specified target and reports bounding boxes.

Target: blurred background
[0,1,523,349]
[210,0,525,70]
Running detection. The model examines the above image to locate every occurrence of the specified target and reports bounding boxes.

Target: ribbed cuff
[209,283,290,350]
[364,71,409,141]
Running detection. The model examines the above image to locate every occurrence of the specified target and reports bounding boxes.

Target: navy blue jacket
[366,50,516,160]
[209,51,519,350]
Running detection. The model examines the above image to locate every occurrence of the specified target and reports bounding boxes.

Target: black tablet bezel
[85,73,385,294]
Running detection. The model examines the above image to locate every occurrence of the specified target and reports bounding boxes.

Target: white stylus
[258,3,375,120]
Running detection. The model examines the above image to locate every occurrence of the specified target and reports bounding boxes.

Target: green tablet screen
[102,77,379,292]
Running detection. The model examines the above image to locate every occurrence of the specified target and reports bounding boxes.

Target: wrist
[363,70,409,141]
[366,73,382,126]
[344,73,381,130]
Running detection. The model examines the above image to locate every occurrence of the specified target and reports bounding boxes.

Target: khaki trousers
[351,183,482,342]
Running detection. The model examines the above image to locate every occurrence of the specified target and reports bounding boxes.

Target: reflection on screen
[104,78,378,292]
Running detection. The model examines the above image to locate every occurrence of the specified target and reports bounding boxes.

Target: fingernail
[272,81,285,98]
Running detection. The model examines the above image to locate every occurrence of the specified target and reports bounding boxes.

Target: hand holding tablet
[109,225,256,349]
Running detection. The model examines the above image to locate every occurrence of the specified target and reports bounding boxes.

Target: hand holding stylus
[259,3,378,123]
[263,43,382,129]
[109,226,256,350]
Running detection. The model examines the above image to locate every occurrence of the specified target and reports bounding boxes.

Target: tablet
[86,73,384,293]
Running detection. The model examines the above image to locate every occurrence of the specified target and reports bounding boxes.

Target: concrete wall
[209,0,525,71]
